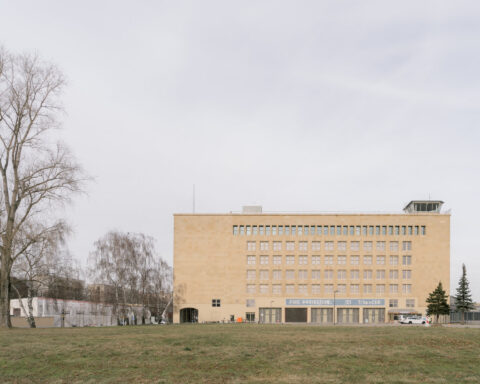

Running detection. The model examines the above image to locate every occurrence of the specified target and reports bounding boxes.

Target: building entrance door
[180,308,198,323]
[259,308,282,323]
[285,308,307,322]
[363,308,385,324]
[311,308,333,324]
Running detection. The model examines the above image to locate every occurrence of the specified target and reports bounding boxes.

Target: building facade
[173,201,450,324]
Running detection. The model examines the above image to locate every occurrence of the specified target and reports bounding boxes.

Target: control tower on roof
[403,200,444,213]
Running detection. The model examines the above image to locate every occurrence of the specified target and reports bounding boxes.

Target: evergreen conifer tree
[454,264,474,324]
[426,282,450,323]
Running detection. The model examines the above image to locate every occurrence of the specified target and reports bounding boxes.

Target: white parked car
[400,316,426,324]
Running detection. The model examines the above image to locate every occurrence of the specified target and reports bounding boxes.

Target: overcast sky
[1,1,479,299]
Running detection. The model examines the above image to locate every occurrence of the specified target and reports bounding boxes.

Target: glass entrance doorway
[259,308,282,323]
[363,308,385,324]
[311,308,333,324]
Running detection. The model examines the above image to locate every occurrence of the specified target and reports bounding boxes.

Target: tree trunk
[26,289,36,328]
[0,261,12,328]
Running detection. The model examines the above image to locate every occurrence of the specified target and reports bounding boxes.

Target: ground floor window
[337,308,359,324]
[363,308,385,324]
[259,308,282,324]
[311,308,333,324]
[246,312,255,322]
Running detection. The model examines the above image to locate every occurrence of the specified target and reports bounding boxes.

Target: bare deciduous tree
[0,47,85,328]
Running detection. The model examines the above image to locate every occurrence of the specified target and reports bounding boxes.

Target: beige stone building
[173,201,449,324]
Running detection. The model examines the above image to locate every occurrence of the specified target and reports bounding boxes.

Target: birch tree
[0,48,84,328]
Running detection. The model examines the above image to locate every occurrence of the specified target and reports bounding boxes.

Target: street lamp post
[333,290,339,326]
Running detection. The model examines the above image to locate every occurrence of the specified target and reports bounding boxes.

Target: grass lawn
[1,324,479,384]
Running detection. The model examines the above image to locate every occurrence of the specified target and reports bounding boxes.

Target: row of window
[247,269,412,280]
[246,283,413,294]
[214,298,416,308]
[234,225,426,236]
[247,255,412,266]
[246,240,412,252]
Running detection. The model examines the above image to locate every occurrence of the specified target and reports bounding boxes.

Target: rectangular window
[343,225,348,235]
[246,226,252,235]
[406,299,415,308]
[317,225,322,235]
[350,284,359,294]
[376,270,385,279]
[349,226,354,236]
[247,270,256,280]
[381,226,387,235]
[337,284,346,293]
[299,255,308,265]
[402,255,412,265]
[246,299,255,308]
[402,241,412,251]
[272,226,277,236]
[325,241,334,251]
[260,270,269,280]
[272,284,281,295]
[253,225,258,235]
[394,226,399,235]
[389,270,399,279]
[363,256,372,265]
[246,285,256,294]
[310,226,315,235]
[389,299,398,308]
[260,255,269,265]
[389,284,398,293]
[233,226,239,235]
[355,226,361,236]
[363,241,373,251]
[421,226,426,235]
[414,226,419,235]
[330,226,335,235]
[312,256,321,265]
[388,226,393,235]
[212,299,221,307]
[311,270,321,280]
[350,241,360,251]
[247,241,256,251]
[363,284,372,294]
[311,241,321,251]
[260,241,269,251]
[337,226,342,236]
[390,255,398,266]
[376,284,385,294]
[376,241,386,251]
[273,255,282,265]
[324,284,334,294]
[369,226,374,235]
[265,226,271,235]
[402,270,412,279]
[286,255,295,265]
[350,255,359,265]
[286,241,295,251]
[299,241,308,251]
[286,284,294,294]
[273,241,282,251]
[259,225,264,235]
[324,255,334,265]
[240,226,245,235]
[337,241,347,251]
[298,226,303,236]
[286,270,295,279]
[401,226,406,235]
[324,270,333,280]
[259,284,268,294]
[376,256,385,265]
[312,284,321,294]
[337,270,347,280]
[337,255,347,265]
[375,226,380,235]
[362,226,368,236]
[402,284,412,294]
[272,225,278,235]
[408,226,412,235]
[350,270,360,279]
[299,270,308,279]
[390,242,399,252]
[247,256,256,265]
[273,270,282,280]
[323,226,328,235]
[291,226,297,236]
[363,270,372,280]
[285,226,290,235]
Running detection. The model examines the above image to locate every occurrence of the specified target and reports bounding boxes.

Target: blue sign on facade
[285,298,385,306]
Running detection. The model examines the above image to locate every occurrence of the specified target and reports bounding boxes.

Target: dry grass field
[1,324,479,383]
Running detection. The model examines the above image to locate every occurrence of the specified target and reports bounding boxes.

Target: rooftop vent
[403,200,444,213]
[242,205,262,214]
